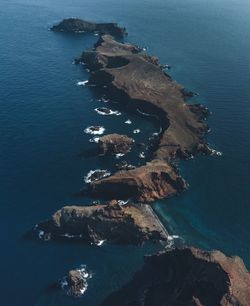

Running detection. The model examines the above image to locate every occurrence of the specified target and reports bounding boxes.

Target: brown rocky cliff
[101,247,250,306]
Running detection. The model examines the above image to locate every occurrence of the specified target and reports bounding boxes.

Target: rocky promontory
[35,202,168,245]
[88,160,187,202]
[101,247,250,306]
[98,133,134,155]
[51,18,126,37]
[77,34,210,201]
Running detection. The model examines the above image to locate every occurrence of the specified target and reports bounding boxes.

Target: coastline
[30,18,250,305]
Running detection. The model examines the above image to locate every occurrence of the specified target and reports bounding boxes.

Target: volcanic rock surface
[78,34,210,201]
[89,160,187,202]
[101,247,250,306]
[98,133,134,155]
[51,18,126,37]
[82,34,210,160]
[35,202,168,244]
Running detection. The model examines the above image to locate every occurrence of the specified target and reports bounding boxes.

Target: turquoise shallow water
[1,0,250,305]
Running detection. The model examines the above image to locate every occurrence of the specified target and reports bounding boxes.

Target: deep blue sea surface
[1,0,250,305]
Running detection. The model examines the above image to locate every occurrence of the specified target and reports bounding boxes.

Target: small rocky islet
[30,18,250,303]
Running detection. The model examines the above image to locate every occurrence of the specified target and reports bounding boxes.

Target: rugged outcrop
[35,202,168,245]
[88,160,187,202]
[78,34,210,201]
[81,34,210,160]
[98,133,134,155]
[64,270,87,297]
[101,247,250,306]
[51,18,126,37]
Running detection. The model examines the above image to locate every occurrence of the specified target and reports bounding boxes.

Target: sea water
[1,0,250,305]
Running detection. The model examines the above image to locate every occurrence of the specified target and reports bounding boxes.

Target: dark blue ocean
[1,0,250,305]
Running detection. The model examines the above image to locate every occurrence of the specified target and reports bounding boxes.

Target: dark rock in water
[65,270,87,297]
[34,203,168,245]
[84,169,111,183]
[88,160,187,203]
[98,133,134,155]
[51,18,126,37]
[116,161,136,170]
[101,247,250,306]
[181,88,199,99]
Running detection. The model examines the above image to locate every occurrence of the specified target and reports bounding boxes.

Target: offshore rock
[35,203,168,245]
[101,247,250,306]
[98,133,134,155]
[51,18,126,37]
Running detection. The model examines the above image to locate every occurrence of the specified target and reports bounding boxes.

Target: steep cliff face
[88,160,187,202]
[34,202,168,245]
[51,18,126,37]
[101,247,250,306]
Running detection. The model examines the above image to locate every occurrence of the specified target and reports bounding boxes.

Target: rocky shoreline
[30,18,250,305]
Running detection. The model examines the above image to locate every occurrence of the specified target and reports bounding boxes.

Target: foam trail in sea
[84,169,111,183]
[84,126,105,135]
[89,136,100,143]
[77,80,88,86]
[94,107,121,116]
[133,129,140,134]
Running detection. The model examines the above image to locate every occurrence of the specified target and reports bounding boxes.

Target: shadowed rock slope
[101,247,250,306]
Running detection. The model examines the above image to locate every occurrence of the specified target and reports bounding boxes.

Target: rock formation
[98,133,134,155]
[89,160,187,202]
[101,247,250,306]
[64,270,87,297]
[35,202,168,245]
[77,34,210,201]
[51,18,126,37]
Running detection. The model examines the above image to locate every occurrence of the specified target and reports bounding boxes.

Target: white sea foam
[139,152,146,159]
[84,169,111,183]
[94,107,121,116]
[115,153,125,159]
[210,148,223,157]
[84,126,105,135]
[167,235,180,241]
[137,108,151,116]
[117,200,129,206]
[133,129,140,134]
[89,136,100,143]
[77,80,88,86]
[125,119,132,124]
[96,240,105,246]
[38,230,44,239]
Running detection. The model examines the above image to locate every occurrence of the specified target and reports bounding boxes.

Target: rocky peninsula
[31,19,250,305]
[35,202,168,245]
[101,247,250,306]
[76,34,209,201]
[51,18,126,37]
